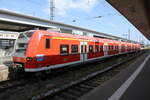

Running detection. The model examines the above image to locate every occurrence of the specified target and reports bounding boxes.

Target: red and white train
[13,30,141,72]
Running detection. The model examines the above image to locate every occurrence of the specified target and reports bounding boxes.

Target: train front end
[13,31,34,71]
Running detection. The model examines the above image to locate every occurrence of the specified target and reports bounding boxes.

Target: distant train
[13,30,141,72]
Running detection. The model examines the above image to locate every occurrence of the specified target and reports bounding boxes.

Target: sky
[0,0,149,44]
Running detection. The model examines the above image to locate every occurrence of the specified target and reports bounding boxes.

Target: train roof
[32,30,140,45]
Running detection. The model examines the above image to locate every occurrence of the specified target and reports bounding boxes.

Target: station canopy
[0,9,129,41]
[0,21,35,32]
[0,9,53,32]
[107,0,150,40]
[0,9,142,43]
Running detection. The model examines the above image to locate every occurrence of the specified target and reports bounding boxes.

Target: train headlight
[26,57,33,62]
[36,54,45,61]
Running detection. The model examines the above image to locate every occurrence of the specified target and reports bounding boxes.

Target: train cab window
[60,45,69,56]
[100,45,103,52]
[46,39,50,49]
[95,45,99,53]
[89,45,93,53]
[71,45,78,54]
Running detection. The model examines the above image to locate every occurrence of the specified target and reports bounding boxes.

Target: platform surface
[78,53,150,100]
[0,65,9,81]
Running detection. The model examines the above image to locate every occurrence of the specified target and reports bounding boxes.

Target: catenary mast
[50,0,55,20]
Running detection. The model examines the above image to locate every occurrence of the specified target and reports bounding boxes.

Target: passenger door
[104,43,108,56]
[80,42,87,62]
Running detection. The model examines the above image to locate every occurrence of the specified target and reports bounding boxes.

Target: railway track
[0,72,38,94]
[0,79,27,93]
[32,51,145,100]
[0,51,145,100]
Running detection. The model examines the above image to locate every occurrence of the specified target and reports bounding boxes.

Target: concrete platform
[0,56,13,81]
[0,65,9,81]
[78,52,150,100]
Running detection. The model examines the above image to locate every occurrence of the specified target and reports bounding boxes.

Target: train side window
[60,45,69,56]
[46,39,50,49]
[89,45,93,53]
[117,46,119,51]
[100,45,103,52]
[71,45,78,54]
[95,45,99,53]
[111,46,113,51]
[109,46,111,51]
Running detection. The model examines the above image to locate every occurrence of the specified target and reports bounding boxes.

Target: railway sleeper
[83,82,100,87]
[93,78,105,83]
[72,86,88,93]
[53,95,67,100]
[74,86,89,92]
[56,92,76,100]
[66,89,83,97]
[79,84,95,89]
[90,81,102,86]
[61,92,78,98]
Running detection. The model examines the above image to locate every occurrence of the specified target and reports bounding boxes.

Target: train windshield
[14,32,33,57]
